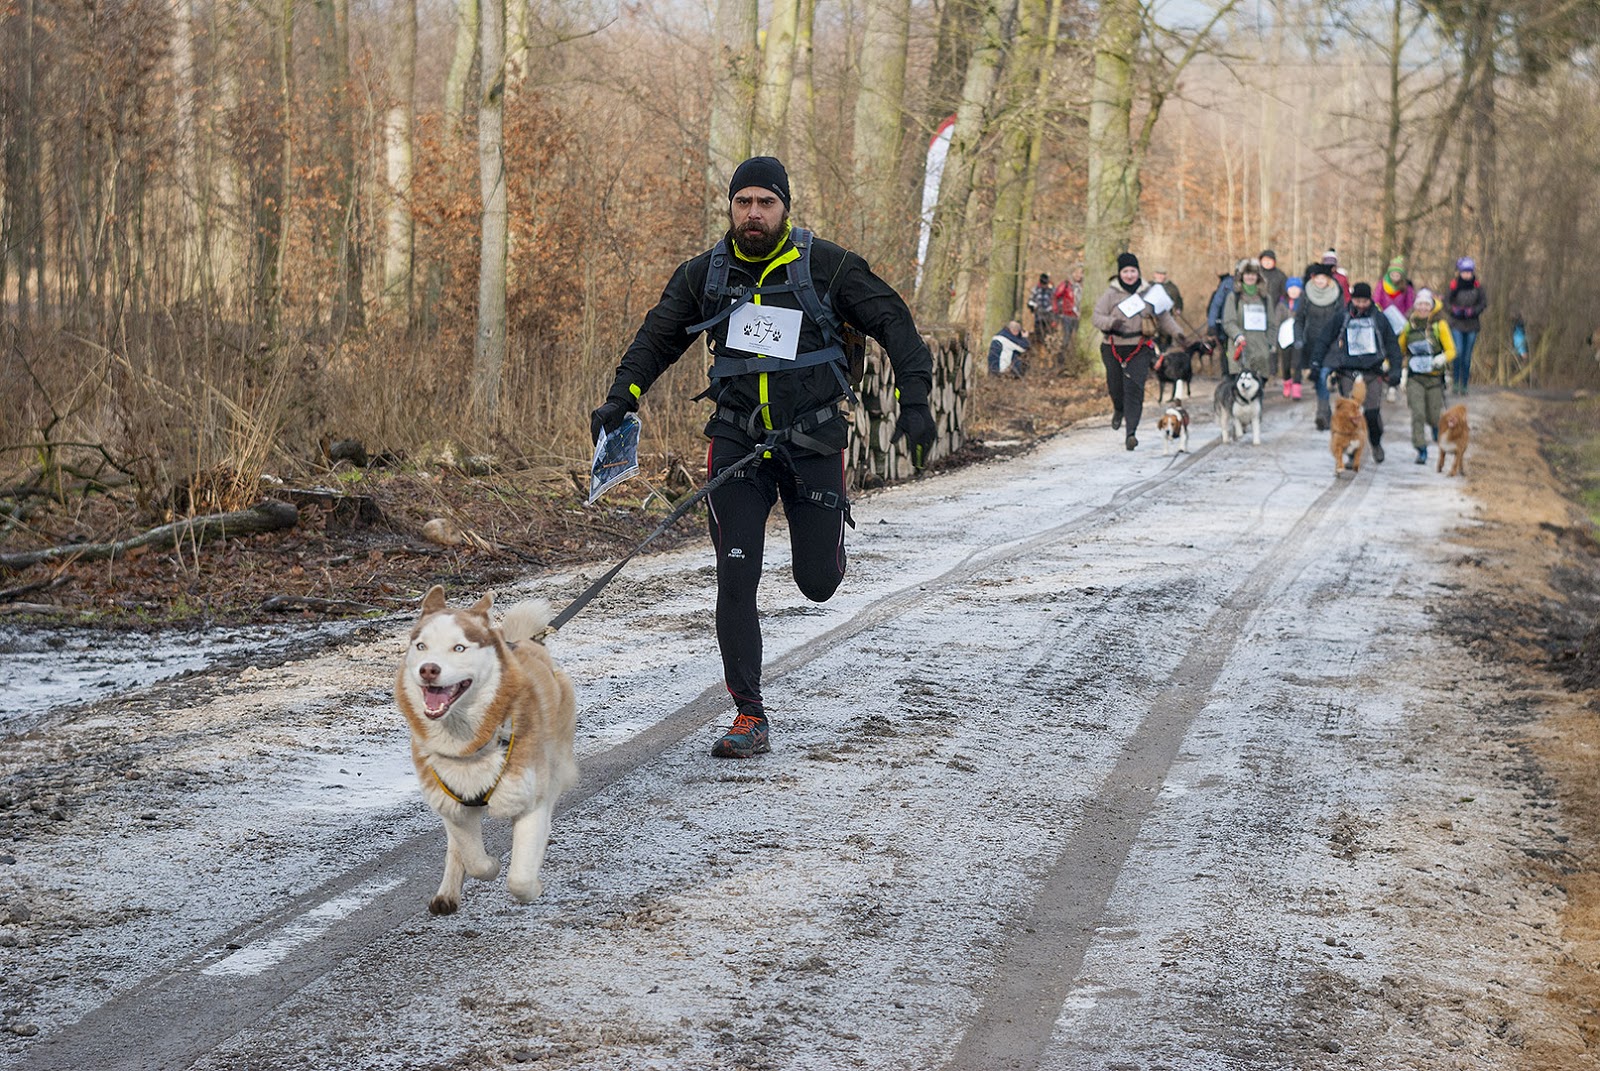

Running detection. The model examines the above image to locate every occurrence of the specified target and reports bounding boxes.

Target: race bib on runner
[1243,304,1268,332]
[1346,319,1377,356]
[1407,337,1437,373]
[1117,293,1147,318]
[727,302,803,361]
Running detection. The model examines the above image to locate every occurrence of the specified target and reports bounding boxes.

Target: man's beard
[730,212,787,259]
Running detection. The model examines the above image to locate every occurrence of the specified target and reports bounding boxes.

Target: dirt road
[3,387,1598,1070]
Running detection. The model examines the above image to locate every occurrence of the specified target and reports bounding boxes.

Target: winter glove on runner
[589,399,631,445]
[891,403,937,469]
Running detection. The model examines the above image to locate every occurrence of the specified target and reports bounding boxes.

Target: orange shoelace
[727,711,765,735]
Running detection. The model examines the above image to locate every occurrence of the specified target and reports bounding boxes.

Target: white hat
[1414,288,1435,308]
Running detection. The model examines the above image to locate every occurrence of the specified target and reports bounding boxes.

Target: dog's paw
[428,894,460,916]
[507,876,545,903]
[468,857,502,881]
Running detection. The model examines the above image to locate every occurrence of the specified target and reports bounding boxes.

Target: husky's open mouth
[422,679,472,718]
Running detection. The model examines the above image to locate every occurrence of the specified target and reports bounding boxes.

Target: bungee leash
[538,408,785,639]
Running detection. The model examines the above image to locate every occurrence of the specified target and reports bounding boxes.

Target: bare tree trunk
[790,0,821,226]
[8,0,42,327]
[204,0,246,314]
[852,0,911,257]
[257,0,295,333]
[925,0,982,132]
[312,0,363,333]
[706,0,757,239]
[916,0,1019,322]
[443,0,479,130]
[474,0,508,417]
[757,0,801,154]
[1379,0,1402,259]
[1290,115,1302,259]
[985,0,1050,336]
[1081,0,1140,332]
[505,0,529,88]
[1443,124,1473,261]
[170,0,202,305]
[1013,0,1063,315]
[1258,0,1284,249]
[383,0,417,320]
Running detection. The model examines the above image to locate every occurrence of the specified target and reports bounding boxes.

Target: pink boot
[1291,381,1303,400]
[1282,379,1292,398]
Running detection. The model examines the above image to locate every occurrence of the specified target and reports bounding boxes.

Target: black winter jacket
[1447,276,1488,330]
[1312,306,1402,381]
[605,229,934,455]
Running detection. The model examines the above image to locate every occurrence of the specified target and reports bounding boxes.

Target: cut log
[267,488,383,527]
[0,500,300,572]
[262,594,386,615]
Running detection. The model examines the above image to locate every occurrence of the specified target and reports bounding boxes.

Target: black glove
[890,403,937,469]
[1386,370,1402,388]
[589,399,630,444]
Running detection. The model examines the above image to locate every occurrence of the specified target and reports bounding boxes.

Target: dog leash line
[542,441,769,636]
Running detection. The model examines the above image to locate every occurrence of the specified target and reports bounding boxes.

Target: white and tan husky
[395,586,578,915]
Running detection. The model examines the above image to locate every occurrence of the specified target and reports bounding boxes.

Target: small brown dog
[1437,404,1469,476]
[1330,376,1367,475]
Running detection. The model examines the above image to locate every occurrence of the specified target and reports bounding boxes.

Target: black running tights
[1102,342,1154,435]
[706,437,848,714]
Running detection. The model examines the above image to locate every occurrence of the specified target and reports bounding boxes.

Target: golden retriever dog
[1330,376,1368,476]
[1437,404,1469,477]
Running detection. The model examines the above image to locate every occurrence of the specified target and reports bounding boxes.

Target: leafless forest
[1,0,1596,515]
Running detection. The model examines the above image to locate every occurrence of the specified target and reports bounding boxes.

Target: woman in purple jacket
[1447,257,1487,394]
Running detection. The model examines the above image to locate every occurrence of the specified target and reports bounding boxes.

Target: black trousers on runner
[1102,341,1155,436]
[706,436,848,715]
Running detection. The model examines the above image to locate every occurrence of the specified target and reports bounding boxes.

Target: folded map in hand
[588,414,641,505]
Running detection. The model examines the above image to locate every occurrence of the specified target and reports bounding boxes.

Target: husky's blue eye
[415,642,425,650]
[453,644,467,652]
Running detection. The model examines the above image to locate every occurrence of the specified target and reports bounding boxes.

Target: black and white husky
[1213,369,1263,445]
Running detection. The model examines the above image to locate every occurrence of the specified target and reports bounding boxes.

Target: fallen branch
[261,594,386,615]
[0,574,69,603]
[0,500,299,573]
[0,602,79,616]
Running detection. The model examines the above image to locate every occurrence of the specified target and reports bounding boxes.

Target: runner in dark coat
[590,156,934,759]
[1310,281,1402,462]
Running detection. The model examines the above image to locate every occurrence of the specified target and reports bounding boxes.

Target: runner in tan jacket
[1091,252,1186,451]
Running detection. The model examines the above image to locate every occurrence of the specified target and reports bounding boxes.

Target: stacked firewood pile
[845,327,969,487]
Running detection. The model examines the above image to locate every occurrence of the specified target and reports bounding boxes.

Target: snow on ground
[0,388,1584,1070]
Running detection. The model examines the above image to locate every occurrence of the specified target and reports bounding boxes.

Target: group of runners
[1077,247,1488,460]
[1197,249,1487,463]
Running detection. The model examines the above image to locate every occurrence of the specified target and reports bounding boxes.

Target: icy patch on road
[201,874,407,978]
[0,620,364,726]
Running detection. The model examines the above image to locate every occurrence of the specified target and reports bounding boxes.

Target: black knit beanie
[1350,281,1373,300]
[1116,252,1140,272]
[728,157,791,210]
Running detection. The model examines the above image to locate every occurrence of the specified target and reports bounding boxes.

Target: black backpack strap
[694,227,856,404]
[787,228,843,342]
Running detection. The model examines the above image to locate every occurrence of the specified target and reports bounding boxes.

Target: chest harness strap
[428,730,515,808]
[686,227,857,404]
